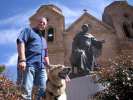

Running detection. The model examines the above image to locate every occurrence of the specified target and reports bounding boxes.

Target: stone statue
[70,24,105,73]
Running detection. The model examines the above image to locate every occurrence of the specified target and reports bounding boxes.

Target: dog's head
[46,65,70,98]
[47,64,71,81]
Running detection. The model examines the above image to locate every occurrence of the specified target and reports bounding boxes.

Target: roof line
[66,12,114,32]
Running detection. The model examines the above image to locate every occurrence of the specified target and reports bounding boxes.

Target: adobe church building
[30,1,133,66]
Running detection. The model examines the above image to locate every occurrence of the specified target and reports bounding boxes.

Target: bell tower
[29,4,65,64]
[102,1,133,55]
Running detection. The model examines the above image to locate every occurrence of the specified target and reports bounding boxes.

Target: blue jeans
[17,67,23,86]
[21,66,47,100]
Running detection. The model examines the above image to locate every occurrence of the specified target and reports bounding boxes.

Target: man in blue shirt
[17,16,49,100]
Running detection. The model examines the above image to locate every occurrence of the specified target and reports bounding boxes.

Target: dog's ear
[46,64,54,70]
[46,64,51,68]
[46,64,50,70]
[46,64,59,71]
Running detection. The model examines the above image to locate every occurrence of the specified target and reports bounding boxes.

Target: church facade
[30,1,133,66]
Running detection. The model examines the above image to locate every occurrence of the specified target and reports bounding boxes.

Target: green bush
[0,65,5,74]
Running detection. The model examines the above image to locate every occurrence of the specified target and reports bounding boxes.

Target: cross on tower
[83,9,88,13]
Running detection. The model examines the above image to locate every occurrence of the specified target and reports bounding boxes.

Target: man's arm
[44,47,50,74]
[16,28,30,71]
[17,43,26,60]
[44,56,50,74]
[17,43,26,71]
[44,56,49,66]
[44,47,50,66]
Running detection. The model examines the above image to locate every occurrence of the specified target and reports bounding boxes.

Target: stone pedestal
[66,75,105,100]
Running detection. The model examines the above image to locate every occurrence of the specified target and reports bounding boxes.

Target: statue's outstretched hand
[101,40,105,43]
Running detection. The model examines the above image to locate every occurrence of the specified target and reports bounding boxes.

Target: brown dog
[45,64,71,100]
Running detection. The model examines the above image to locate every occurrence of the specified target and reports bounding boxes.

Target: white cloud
[6,53,18,67]
[49,1,81,27]
[60,4,82,27]
[0,9,37,28]
[0,8,38,44]
[0,29,20,44]
[77,0,114,20]
[47,1,106,27]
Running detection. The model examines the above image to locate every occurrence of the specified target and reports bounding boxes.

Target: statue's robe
[70,32,103,71]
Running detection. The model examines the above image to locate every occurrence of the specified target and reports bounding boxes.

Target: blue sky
[0,0,133,69]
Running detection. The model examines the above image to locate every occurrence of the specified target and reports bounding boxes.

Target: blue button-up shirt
[17,27,48,68]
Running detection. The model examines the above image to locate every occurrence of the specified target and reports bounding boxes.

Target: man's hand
[101,40,105,43]
[18,62,26,71]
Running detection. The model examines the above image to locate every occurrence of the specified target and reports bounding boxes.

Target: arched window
[122,22,133,38]
[132,22,133,29]
[47,27,54,42]
[124,13,129,18]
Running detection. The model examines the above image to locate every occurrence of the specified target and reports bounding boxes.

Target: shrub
[0,65,5,74]
[95,55,133,100]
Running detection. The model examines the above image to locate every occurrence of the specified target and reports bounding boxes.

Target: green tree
[0,65,5,74]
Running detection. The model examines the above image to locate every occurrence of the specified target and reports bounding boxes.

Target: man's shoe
[21,94,31,100]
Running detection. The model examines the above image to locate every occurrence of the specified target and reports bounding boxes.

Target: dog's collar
[47,79,63,88]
